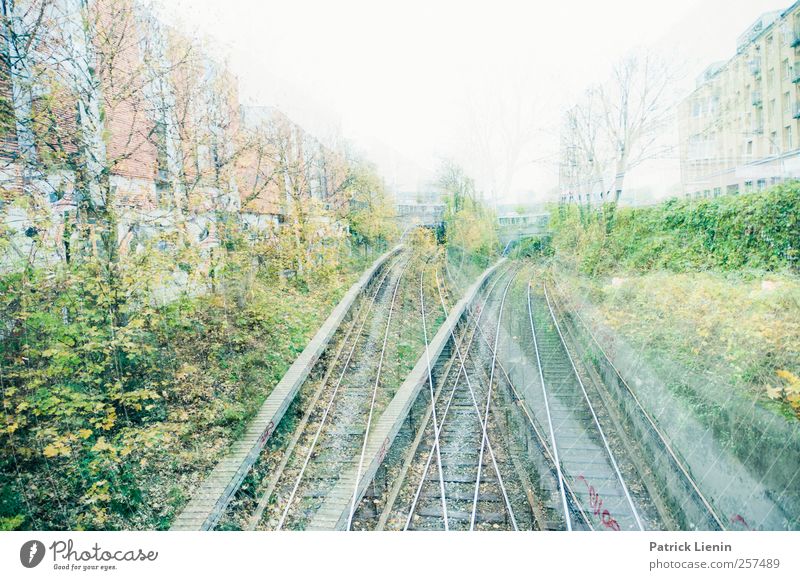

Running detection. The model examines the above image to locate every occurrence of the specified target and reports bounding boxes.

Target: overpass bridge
[498,212,550,249]
[396,202,445,227]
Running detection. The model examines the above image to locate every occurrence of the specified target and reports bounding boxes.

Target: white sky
[153,0,792,203]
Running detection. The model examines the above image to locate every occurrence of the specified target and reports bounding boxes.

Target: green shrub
[551,182,800,275]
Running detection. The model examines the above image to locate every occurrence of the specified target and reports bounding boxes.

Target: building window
[746,140,753,155]
[770,131,779,154]
[784,58,791,79]
[757,178,767,190]
[727,184,740,195]
[713,187,722,197]
[786,124,794,149]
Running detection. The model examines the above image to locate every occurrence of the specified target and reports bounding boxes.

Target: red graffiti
[258,421,275,445]
[577,475,621,531]
[730,514,750,529]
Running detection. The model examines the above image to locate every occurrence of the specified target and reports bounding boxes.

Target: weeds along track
[215,249,448,530]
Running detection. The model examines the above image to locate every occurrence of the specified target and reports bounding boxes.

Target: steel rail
[445,269,518,531]
[346,261,409,529]
[417,265,450,529]
[403,267,511,530]
[276,257,407,530]
[246,258,399,530]
[527,280,573,530]
[471,306,593,530]
[375,268,480,530]
[469,269,519,531]
[547,276,725,530]
[542,283,645,530]
[374,288,473,530]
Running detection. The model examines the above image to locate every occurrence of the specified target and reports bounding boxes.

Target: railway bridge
[396,203,445,228]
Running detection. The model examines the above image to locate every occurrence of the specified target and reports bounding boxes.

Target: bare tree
[436,157,475,212]
[560,51,675,206]
[599,52,674,203]
[560,87,608,208]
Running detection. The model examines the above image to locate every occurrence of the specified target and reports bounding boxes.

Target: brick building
[0,0,350,269]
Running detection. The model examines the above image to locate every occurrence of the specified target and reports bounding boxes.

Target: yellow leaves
[776,369,800,391]
[91,437,114,453]
[767,370,800,416]
[5,422,19,435]
[43,439,71,458]
[83,480,111,507]
[78,429,93,439]
[94,407,116,431]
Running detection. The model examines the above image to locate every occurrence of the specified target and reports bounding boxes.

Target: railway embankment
[546,184,800,530]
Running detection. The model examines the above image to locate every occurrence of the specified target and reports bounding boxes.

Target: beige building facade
[679,1,800,197]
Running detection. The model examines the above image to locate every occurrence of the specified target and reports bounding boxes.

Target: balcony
[794,102,800,119]
[749,58,762,77]
[751,90,763,107]
[793,65,800,83]
[792,32,800,47]
[751,123,765,135]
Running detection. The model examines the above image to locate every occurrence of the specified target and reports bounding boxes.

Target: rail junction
[172,244,739,531]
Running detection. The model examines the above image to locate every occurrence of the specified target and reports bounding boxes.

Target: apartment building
[1,0,350,267]
[0,0,246,212]
[679,1,800,197]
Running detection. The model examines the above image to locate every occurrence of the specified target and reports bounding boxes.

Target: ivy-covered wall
[551,183,800,275]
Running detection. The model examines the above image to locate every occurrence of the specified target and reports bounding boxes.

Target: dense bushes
[551,183,800,275]
[510,236,553,259]
[0,222,372,530]
[442,194,499,269]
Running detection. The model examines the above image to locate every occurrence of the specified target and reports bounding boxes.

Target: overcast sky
[153,0,792,203]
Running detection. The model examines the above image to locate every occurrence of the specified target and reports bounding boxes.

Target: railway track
[239,253,410,530]
[404,267,519,530]
[208,251,726,532]
[526,280,644,531]
[545,276,726,530]
[222,248,451,531]
[361,265,535,530]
